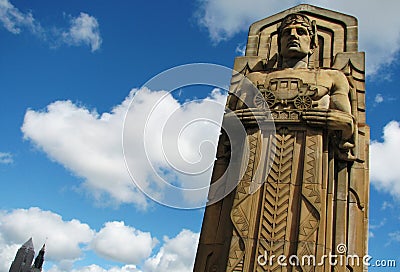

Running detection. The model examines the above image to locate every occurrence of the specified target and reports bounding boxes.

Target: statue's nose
[289,28,298,37]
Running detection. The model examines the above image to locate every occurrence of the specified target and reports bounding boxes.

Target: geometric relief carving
[232,259,244,272]
[297,134,321,272]
[301,134,322,246]
[257,129,295,272]
[255,130,323,272]
[227,131,261,272]
[302,135,321,210]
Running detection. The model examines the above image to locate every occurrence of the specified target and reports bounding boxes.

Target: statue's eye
[282,29,291,36]
[297,28,307,35]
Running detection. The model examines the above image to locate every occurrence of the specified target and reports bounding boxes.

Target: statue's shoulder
[244,68,348,83]
[245,71,268,83]
[319,67,346,76]
[245,69,287,84]
[317,68,348,84]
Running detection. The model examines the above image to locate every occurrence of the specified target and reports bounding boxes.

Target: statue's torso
[246,68,338,110]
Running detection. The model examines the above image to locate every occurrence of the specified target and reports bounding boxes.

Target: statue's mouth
[287,41,300,48]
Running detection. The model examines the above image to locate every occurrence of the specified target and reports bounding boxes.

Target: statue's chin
[284,50,308,59]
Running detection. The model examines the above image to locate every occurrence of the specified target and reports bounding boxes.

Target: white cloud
[62,12,102,52]
[54,227,199,272]
[56,264,142,272]
[123,87,226,208]
[195,0,400,74]
[0,207,200,271]
[143,229,199,272]
[22,88,226,208]
[1,207,194,271]
[0,0,41,34]
[0,152,13,164]
[375,94,384,104]
[21,94,148,208]
[370,121,400,199]
[235,44,246,56]
[0,0,101,51]
[91,221,157,264]
[196,0,297,43]
[48,263,143,272]
[369,218,386,231]
[306,0,400,75]
[0,207,94,268]
[0,240,20,272]
[368,218,386,241]
[48,227,200,272]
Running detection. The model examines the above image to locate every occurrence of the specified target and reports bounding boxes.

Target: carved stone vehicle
[255,77,317,110]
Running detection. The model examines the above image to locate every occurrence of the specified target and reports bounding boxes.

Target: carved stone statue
[194,4,369,272]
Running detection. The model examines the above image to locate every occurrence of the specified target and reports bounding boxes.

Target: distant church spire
[9,238,45,272]
[32,244,45,271]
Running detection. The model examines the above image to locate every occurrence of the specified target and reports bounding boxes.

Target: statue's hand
[308,85,319,97]
[301,109,354,140]
[224,108,271,127]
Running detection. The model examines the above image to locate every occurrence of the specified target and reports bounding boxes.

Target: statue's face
[280,23,311,59]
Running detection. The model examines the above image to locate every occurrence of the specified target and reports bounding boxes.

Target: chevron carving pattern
[257,130,295,272]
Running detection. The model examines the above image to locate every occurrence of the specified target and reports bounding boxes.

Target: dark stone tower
[9,238,45,272]
[9,238,35,272]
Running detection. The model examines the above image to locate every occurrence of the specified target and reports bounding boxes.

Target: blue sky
[1,0,400,271]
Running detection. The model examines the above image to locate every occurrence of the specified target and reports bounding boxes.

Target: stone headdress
[277,13,318,52]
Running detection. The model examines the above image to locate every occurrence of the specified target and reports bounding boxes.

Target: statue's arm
[302,70,354,140]
[329,70,355,139]
[227,73,258,111]
[329,70,352,114]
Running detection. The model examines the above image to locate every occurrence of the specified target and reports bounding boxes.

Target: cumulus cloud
[143,229,199,272]
[62,12,102,52]
[47,229,200,272]
[47,228,200,272]
[195,0,400,74]
[0,207,94,268]
[370,121,400,199]
[22,88,226,208]
[0,207,198,271]
[0,241,20,272]
[91,221,157,264]
[0,0,101,51]
[123,87,226,208]
[0,152,13,164]
[21,94,147,208]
